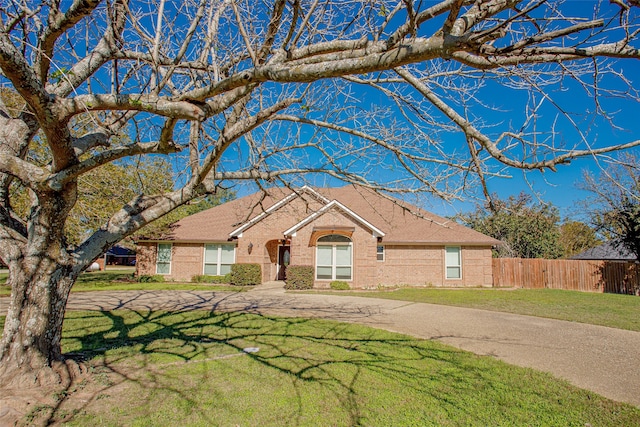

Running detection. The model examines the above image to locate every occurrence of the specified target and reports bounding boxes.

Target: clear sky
[229,54,640,221]
[429,2,640,220]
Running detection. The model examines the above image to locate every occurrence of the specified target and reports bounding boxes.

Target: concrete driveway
[1,286,639,408]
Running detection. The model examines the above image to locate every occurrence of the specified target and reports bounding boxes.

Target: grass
[0,270,248,296]
[8,310,639,426]
[328,288,640,331]
[3,270,639,331]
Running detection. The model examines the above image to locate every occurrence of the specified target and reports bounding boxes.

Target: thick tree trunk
[0,185,82,387]
[0,262,77,386]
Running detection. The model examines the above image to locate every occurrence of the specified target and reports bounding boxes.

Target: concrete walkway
[1,285,639,408]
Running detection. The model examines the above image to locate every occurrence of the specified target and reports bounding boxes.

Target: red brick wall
[289,208,378,289]
[135,195,494,288]
[238,196,326,282]
[376,245,442,287]
[376,245,493,288]
[462,246,494,287]
[136,241,206,281]
[170,243,205,281]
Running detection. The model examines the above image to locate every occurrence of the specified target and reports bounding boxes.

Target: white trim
[301,185,331,203]
[201,245,206,275]
[284,200,385,238]
[156,242,172,275]
[203,243,236,276]
[315,235,353,281]
[229,186,330,238]
[376,245,385,262]
[445,246,462,280]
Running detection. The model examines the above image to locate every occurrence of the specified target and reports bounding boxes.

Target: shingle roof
[106,245,136,256]
[571,242,636,261]
[149,185,500,246]
[283,199,386,238]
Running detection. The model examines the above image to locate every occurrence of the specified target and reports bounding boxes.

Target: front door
[277,245,291,280]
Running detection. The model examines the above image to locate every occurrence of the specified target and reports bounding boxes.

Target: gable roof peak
[283,199,385,238]
[228,185,330,238]
[295,185,331,203]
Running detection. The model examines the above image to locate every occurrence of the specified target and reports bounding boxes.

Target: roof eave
[229,185,329,238]
[284,199,385,238]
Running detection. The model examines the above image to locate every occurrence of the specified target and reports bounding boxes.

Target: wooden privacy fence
[492,258,640,294]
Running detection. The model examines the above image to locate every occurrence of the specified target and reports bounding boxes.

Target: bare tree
[580,153,640,259]
[1,0,640,388]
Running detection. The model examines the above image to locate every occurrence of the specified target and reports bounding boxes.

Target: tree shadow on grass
[31,301,640,427]
[39,305,486,427]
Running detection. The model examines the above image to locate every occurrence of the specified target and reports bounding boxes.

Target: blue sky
[161,1,640,222]
[352,54,640,220]
[448,57,640,220]
[226,54,640,221]
[309,57,639,221]
[426,3,640,220]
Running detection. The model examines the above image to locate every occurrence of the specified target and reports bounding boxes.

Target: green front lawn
[0,270,246,296]
[8,310,640,426]
[330,288,640,331]
[3,271,639,332]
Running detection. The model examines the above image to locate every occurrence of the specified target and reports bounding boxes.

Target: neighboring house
[571,242,637,262]
[136,185,500,288]
[105,245,137,266]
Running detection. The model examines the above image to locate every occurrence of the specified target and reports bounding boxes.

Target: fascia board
[283,200,385,237]
[228,185,330,238]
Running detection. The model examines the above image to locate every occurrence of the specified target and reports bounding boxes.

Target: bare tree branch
[2,0,640,384]
[36,0,102,81]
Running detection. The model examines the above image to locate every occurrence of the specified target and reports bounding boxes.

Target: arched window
[316,234,352,280]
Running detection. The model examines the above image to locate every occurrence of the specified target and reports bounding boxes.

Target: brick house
[136,185,500,288]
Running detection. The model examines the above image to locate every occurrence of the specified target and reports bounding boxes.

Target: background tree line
[458,154,640,260]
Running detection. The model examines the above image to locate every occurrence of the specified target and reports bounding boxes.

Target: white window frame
[445,246,462,280]
[156,243,172,275]
[376,245,385,262]
[203,244,236,276]
[316,235,353,281]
